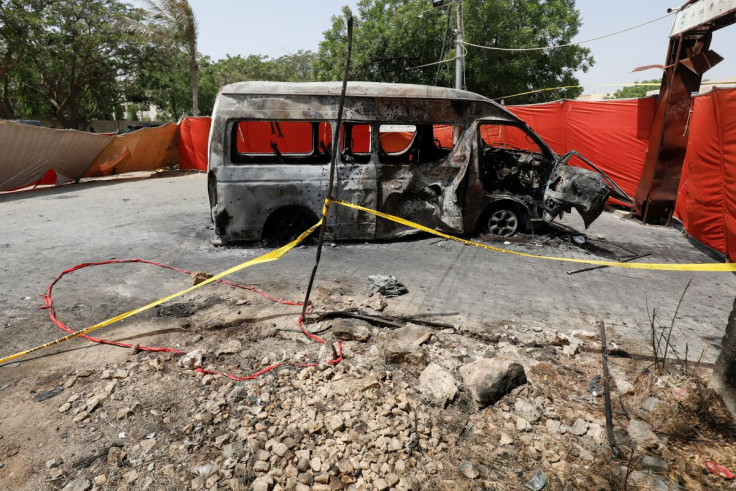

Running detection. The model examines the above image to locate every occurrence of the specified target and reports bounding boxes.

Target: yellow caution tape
[0,220,322,366]
[328,198,736,272]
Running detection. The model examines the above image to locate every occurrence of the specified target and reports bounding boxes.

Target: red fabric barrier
[676,88,736,261]
[178,117,211,171]
[508,98,657,203]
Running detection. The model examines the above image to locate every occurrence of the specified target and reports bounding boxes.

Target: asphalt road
[1,172,734,363]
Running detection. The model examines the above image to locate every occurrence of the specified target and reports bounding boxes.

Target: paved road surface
[1,172,734,363]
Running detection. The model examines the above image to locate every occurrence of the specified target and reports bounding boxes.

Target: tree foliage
[606,79,661,99]
[1,0,149,128]
[118,0,200,115]
[315,0,594,104]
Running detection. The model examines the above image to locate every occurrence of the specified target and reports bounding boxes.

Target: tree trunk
[189,48,198,117]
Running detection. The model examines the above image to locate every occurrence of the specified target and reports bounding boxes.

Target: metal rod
[600,320,622,457]
[300,17,354,322]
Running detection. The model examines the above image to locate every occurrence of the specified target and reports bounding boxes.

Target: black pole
[300,17,354,322]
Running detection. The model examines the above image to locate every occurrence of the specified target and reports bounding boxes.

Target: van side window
[230,120,332,164]
[378,124,454,164]
[339,123,371,163]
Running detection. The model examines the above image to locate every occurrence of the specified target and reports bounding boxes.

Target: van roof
[219,81,492,103]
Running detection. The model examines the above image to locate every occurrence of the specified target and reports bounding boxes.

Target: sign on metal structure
[671,0,736,36]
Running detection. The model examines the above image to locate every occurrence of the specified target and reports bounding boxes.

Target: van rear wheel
[485,209,519,237]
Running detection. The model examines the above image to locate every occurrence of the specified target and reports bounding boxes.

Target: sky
[186,0,736,96]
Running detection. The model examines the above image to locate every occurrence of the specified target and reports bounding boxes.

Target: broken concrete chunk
[179,350,204,370]
[458,462,479,479]
[418,363,458,407]
[61,478,91,491]
[514,399,542,424]
[215,339,242,356]
[627,419,659,450]
[331,319,372,342]
[391,323,432,346]
[362,292,388,312]
[190,271,213,285]
[459,358,527,407]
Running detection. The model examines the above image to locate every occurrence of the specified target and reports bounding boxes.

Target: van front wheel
[484,209,519,237]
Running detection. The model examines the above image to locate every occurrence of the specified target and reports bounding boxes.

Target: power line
[464,11,675,52]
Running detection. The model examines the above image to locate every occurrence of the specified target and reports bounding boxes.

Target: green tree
[606,79,660,99]
[8,0,146,128]
[315,0,593,104]
[119,0,200,115]
[0,0,47,118]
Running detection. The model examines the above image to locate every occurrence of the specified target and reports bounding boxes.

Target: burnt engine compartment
[480,146,549,196]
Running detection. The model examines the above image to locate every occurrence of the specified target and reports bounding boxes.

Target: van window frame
[227,119,334,165]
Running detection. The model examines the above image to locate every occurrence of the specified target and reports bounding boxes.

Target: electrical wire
[464,11,675,52]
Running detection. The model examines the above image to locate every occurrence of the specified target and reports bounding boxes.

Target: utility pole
[455,0,464,90]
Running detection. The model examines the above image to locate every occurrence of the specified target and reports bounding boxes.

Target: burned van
[208,82,617,243]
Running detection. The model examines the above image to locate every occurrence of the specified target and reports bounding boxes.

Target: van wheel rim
[487,210,518,237]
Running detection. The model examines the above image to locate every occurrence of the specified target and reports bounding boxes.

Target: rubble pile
[4,291,736,491]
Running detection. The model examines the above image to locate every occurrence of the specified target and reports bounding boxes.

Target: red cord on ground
[42,259,339,380]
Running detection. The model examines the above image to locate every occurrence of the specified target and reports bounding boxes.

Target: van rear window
[230,121,332,164]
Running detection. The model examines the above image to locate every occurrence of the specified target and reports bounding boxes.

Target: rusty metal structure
[634,0,735,223]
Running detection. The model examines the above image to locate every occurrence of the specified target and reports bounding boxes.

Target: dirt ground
[1,173,736,490]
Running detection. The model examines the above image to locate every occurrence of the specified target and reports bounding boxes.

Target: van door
[332,122,378,240]
[374,123,467,238]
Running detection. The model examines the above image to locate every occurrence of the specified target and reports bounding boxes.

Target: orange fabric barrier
[509,98,658,203]
[676,88,736,261]
[179,117,211,171]
[85,123,179,177]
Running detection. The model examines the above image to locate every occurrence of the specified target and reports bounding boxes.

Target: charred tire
[262,206,319,245]
[480,202,528,237]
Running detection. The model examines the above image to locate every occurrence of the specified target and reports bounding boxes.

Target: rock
[191,271,213,285]
[331,319,372,342]
[570,418,588,436]
[252,475,274,491]
[326,414,345,432]
[609,366,634,395]
[374,478,390,490]
[459,462,479,479]
[392,323,432,345]
[222,441,244,459]
[62,478,91,491]
[364,292,388,312]
[179,350,204,369]
[545,420,561,434]
[627,420,659,449]
[216,340,242,356]
[107,447,126,466]
[140,438,156,453]
[253,460,270,472]
[641,397,661,412]
[93,475,106,487]
[562,338,582,357]
[116,407,134,420]
[514,399,542,424]
[58,403,71,413]
[383,342,426,365]
[271,442,288,458]
[639,455,669,475]
[459,358,527,407]
[418,363,457,407]
[73,410,89,423]
[123,469,138,484]
[499,433,513,445]
[516,417,532,432]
